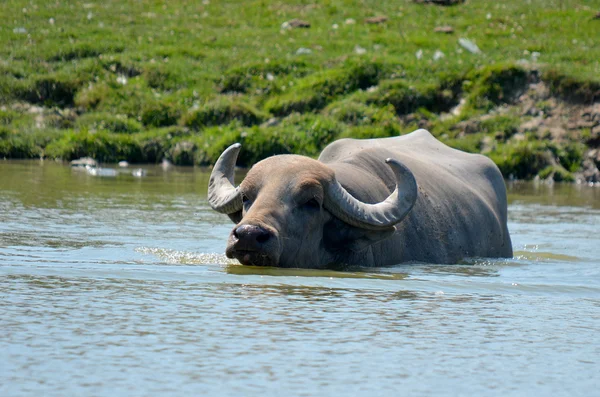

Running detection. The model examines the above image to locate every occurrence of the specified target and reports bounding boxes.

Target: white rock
[458,38,481,54]
[433,50,445,61]
[354,45,366,55]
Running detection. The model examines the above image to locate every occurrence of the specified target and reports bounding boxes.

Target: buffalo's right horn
[207,143,243,214]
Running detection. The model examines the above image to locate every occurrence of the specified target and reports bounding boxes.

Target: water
[1,160,599,396]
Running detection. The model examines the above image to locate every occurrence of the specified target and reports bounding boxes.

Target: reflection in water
[513,250,582,262]
[1,161,599,397]
[225,263,408,280]
[507,179,600,209]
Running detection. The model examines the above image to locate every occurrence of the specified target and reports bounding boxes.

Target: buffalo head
[208,143,417,268]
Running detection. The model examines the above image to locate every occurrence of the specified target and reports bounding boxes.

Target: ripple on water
[1,163,600,397]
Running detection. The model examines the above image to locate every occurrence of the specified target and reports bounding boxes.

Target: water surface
[1,160,599,396]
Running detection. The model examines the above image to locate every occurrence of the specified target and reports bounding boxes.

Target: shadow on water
[224,263,408,280]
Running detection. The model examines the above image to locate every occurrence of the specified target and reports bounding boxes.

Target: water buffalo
[208,129,512,268]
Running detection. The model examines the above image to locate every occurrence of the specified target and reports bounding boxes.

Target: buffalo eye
[302,198,320,210]
[241,192,251,207]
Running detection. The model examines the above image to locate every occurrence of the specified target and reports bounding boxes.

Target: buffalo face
[208,144,418,268]
[225,156,334,268]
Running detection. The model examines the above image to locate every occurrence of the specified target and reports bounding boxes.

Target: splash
[135,247,237,265]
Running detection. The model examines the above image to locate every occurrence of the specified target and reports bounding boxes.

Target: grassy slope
[1,0,599,179]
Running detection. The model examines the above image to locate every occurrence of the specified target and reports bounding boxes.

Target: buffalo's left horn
[207,143,243,214]
[324,158,418,231]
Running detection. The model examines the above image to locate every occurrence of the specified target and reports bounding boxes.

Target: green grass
[1,0,599,180]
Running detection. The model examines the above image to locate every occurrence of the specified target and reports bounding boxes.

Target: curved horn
[207,143,243,214]
[324,158,418,230]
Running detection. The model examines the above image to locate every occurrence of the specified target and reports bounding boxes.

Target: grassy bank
[1,0,599,181]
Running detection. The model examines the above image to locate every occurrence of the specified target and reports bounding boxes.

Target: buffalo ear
[227,211,243,224]
[324,218,395,253]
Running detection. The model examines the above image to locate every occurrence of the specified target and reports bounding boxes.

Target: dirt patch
[414,0,465,5]
[365,16,389,24]
[434,26,454,34]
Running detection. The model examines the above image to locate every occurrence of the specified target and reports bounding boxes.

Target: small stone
[523,106,540,117]
[262,118,280,127]
[455,119,481,135]
[587,149,600,170]
[481,136,494,154]
[365,16,388,24]
[512,133,526,142]
[345,18,356,25]
[415,49,423,59]
[13,27,27,34]
[519,118,543,133]
[286,19,310,29]
[413,0,465,5]
[354,45,367,55]
[434,25,454,34]
[433,50,445,61]
[296,47,312,55]
[332,23,339,29]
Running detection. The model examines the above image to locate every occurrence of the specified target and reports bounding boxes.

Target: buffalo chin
[226,249,277,267]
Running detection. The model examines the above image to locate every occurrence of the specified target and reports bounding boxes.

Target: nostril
[256,230,271,244]
[234,225,272,245]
